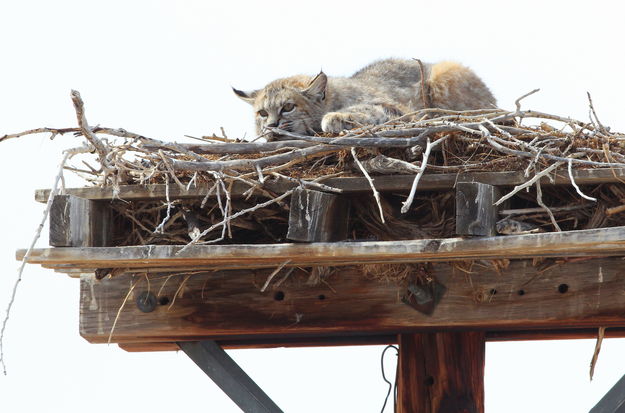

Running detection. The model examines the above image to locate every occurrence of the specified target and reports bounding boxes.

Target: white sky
[1,0,625,412]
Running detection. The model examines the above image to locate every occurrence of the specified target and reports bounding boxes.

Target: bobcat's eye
[257,109,268,118]
[281,103,295,114]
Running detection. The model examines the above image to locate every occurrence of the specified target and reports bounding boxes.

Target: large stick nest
[4,90,625,247]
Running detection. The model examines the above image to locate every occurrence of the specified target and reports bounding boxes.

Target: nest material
[4,90,625,248]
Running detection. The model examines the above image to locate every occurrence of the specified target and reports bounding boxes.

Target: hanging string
[380,344,399,413]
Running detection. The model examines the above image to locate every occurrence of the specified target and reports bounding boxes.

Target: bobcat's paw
[321,112,361,134]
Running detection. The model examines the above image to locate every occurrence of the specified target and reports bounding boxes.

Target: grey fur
[234,58,496,139]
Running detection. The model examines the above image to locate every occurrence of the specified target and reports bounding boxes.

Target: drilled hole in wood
[425,376,435,386]
[558,284,569,294]
[517,289,526,296]
[318,294,326,300]
[158,296,170,306]
[274,291,285,301]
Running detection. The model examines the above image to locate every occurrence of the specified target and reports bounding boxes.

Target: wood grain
[116,328,625,352]
[49,195,111,247]
[286,188,349,242]
[18,226,625,272]
[397,332,485,413]
[34,168,625,202]
[456,182,500,236]
[79,257,625,345]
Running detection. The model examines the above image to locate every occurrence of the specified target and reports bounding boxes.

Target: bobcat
[233,58,496,140]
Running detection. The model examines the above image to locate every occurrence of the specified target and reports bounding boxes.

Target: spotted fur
[233,58,496,140]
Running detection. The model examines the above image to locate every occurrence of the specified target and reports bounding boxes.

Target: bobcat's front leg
[321,103,402,134]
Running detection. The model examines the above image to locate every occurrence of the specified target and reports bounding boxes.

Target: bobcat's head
[233,72,327,140]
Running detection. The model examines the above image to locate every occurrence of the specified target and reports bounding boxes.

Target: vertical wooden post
[397,331,485,413]
[286,188,349,242]
[456,182,500,236]
[50,195,111,247]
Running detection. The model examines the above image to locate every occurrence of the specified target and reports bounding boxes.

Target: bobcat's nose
[266,120,279,128]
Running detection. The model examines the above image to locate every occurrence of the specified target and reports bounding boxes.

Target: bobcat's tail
[427,61,497,110]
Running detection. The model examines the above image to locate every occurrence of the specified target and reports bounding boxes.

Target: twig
[260,260,291,292]
[0,147,88,375]
[273,267,296,288]
[351,147,385,223]
[587,92,607,134]
[168,273,195,310]
[500,203,594,216]
[401,136,448,214]
[169,144,339,172]
[270,173,343,193]
[0,127,78,143]
[255,164,265,184]
[494,162,564,206]
[158,150,186,190]
[361,154,420,175]
[178,189,295,254]
[590,326,606,381]
[567,158,597,202]
[70,90,111,171]
[154,176,172,234]
[143,139,317,155]
[108,276,142,344]
[535,179,561,232]
[515,89,540,114]
[606,204,625,216]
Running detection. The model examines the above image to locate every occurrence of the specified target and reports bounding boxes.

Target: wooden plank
[118,329,625,352]
[49,195,111,247]
[488,328,625,341]
[397,332,485,413]
[286,188,349,242]
[18,226,625,271]
[79,257,625,344]
[456,182,500,236]
[179,341,284,413]
[34,168,625,202]
[119,335,398,352]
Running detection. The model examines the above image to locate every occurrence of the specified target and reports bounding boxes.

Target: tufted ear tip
[303,71,327,101]
[232,87,257,104]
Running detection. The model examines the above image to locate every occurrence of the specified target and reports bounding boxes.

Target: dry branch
[4,89,625,248]
[0,145,90,374]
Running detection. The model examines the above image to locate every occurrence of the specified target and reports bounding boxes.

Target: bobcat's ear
[303,71,327,101]
[232,87,257,105]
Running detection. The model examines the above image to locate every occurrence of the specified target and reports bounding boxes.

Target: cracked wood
[79,257,625,345]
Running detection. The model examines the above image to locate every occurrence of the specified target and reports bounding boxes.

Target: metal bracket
[178,340,284,413]
[402,277,447,316]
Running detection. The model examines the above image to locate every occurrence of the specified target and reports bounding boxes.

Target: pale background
[1,1,625,412]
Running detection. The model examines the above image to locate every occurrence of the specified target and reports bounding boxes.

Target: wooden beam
[287,188,349,242]
[590,374,625,413]
[79,257,625,345]
[397,332,485,413]
[117,329,625,352]
[34,168,625,202]
[179,341,284,413]
[19,226,625,272]
[455,182,500,236]
[49,195,111,247]
[119,334,398,352]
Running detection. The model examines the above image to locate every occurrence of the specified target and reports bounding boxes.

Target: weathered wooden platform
[20,168,625,348]
[73,257,625,347]
[18,225,625,273]
[34,168,625,202]
[18,168,625,413]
